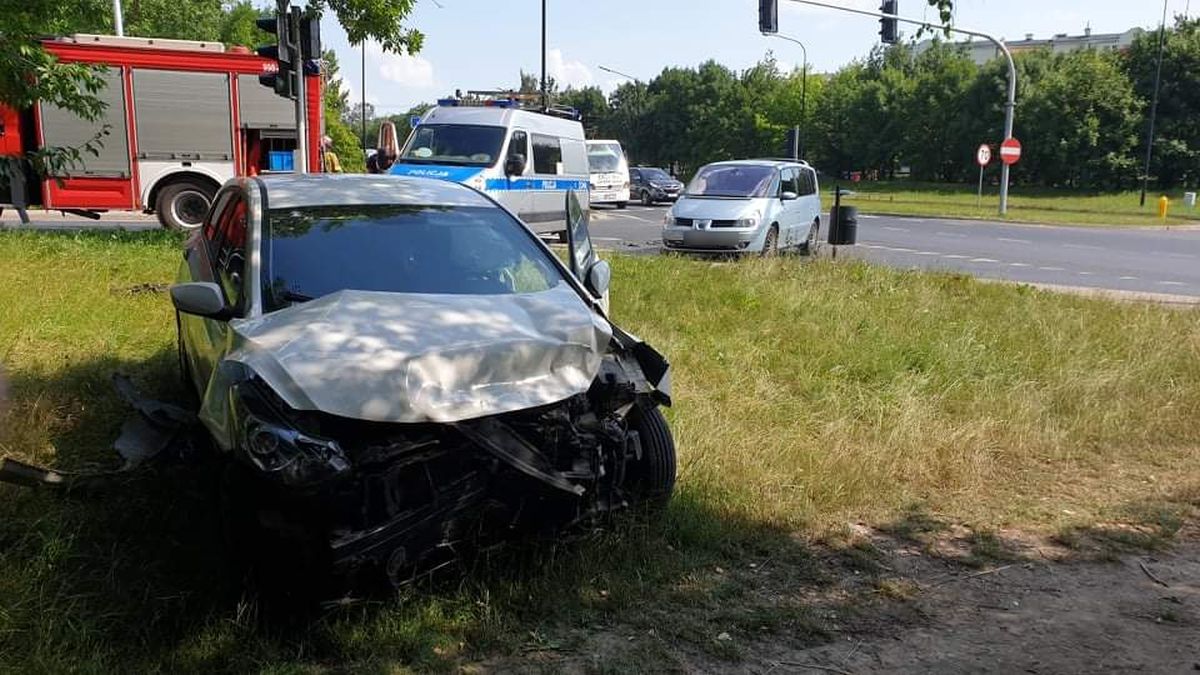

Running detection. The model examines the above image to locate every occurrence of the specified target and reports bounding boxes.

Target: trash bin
[829,205,858,245]
[1185,192,1197,208]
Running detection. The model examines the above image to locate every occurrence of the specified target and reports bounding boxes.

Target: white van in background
[585,140,630,209]
[390,95,590,235]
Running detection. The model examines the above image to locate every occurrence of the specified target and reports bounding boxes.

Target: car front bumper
[661,226,759,252]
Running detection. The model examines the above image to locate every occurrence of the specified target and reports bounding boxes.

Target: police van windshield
[400,124,506,166]
[587,143,624,173]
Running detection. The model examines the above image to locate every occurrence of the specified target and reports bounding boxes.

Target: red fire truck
[0,34,322,229]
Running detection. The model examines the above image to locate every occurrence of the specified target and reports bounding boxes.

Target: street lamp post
[598,66,642,161]
[1139,0,1170,207]
[766,33,807,159]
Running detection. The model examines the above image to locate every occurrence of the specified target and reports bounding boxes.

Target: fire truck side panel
[131,68,236,206]
[0,107,22,157]
[39,67,136,210]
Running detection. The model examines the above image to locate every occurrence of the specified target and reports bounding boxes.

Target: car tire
[802,219,821,256]
[616,201,627,210]
[157,179,215,231]
[761,224,779,257]
[641,190,653,206]
[625,404,677,508]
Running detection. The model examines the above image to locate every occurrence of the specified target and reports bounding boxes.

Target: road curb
[852,209,1200,231]
[979,278,1200,306]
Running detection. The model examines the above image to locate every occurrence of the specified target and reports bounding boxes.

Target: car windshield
[587,144,624,173]
[685,164,776,198]
[641,168,671,181]
[399,124,505,166]
[262,204,566,311]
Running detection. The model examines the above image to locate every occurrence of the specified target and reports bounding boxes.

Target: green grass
[829,180,1200,226]
[1,230,1199,671]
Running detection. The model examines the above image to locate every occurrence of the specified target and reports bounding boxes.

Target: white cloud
[547,48,594,88]
[366,43,435,89]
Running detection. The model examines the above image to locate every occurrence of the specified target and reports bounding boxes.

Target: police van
[390,92,590,235]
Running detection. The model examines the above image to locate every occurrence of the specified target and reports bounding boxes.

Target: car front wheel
[641,190,654,206]
[624,404,677,508]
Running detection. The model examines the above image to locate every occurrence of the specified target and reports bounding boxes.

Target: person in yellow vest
[322,135,343,173]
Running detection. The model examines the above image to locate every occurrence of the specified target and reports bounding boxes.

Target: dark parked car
[629,167,683,205]
[171,174,675,592]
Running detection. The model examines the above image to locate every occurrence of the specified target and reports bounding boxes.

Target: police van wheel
[616,201,627,210]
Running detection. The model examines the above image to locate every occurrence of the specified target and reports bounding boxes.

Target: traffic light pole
[287,5,308,174]
[783,0,1016,215]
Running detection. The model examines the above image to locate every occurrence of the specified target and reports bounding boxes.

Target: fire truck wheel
[157,180,215,230]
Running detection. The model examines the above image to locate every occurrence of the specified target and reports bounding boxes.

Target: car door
[777,168,803,247]
[502,129,533,223]
[564,190,610,312]
[629,168,642,197]
[529,133,566,230]
[192,189,250,387]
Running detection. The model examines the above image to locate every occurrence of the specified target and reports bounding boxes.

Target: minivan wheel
[802,219,821,256]
[641,190,653,206]
[761,225,779,257]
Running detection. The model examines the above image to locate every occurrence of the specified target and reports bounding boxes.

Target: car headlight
[243,417,349,486]
[736,211,761,228]
[232,382,350,487]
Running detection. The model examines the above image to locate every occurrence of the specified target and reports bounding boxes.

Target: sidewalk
[1,207,158,228]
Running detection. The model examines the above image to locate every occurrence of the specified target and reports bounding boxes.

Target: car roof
[254,174,494,210]
[703,159,809,169]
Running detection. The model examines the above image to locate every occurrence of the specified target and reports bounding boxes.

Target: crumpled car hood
[216,283,612,425]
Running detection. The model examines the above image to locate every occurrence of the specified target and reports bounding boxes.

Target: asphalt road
[9,205,1200,298]
[589,204,1200,298]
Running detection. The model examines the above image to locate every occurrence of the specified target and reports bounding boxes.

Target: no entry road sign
[1000,137,1022,165]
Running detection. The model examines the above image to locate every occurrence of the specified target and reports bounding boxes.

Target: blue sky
[319,0,1193,115]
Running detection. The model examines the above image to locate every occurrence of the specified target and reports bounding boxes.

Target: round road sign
[1000,137,1022,165]
[976,144,991,167]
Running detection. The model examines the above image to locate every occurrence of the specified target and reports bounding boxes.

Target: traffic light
[758,0,778,34]
[783,126,799,160]
[879,0,899,44]
[299,14,321,72]
[257,10,295,99]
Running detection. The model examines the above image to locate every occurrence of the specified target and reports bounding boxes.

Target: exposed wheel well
[146,172,221,214]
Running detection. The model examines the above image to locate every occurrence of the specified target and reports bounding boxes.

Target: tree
[1125,17,1200,188]
[321,50,365,172]
[558,86,607,137]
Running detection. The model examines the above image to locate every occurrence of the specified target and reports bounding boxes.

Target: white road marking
[997,237,1031,244]
[887,247,916,252]
[1009,262,1031,267]
[858,214,881,219]
[1158,281,1187,287]
[1039,266,1066,272]
[1077,271,1094,276]
[914,250,941,256]
[942,254,970,259]
[935,231,967,238]
[970,258,999,263]
[883,226,910,232]
[592,237,625,241]
[1119,275,1139,280]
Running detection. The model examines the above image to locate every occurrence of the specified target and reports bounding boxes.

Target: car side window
[506,130,528,171]
[202,189,236,242]
[779,168,800,196]
[213,195,248,312]
[531,134,563,175]
[802,169,818,196]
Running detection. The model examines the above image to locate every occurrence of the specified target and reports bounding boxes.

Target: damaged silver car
[172,174,674,589]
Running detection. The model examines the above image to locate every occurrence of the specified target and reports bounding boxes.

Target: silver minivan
[662,160,822,255]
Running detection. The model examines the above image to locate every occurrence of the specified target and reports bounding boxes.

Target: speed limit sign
[976,144,992,167]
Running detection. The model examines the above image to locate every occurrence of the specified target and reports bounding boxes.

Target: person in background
[366,121,398,174]
[322,135,342,173]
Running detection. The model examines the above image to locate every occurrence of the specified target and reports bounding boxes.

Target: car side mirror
[170,281,230,319]
[780,191,799,201]
[585,259,611,299]
[505,153,526,176]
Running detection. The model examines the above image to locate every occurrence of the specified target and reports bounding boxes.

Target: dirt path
[761,540,1200,674]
